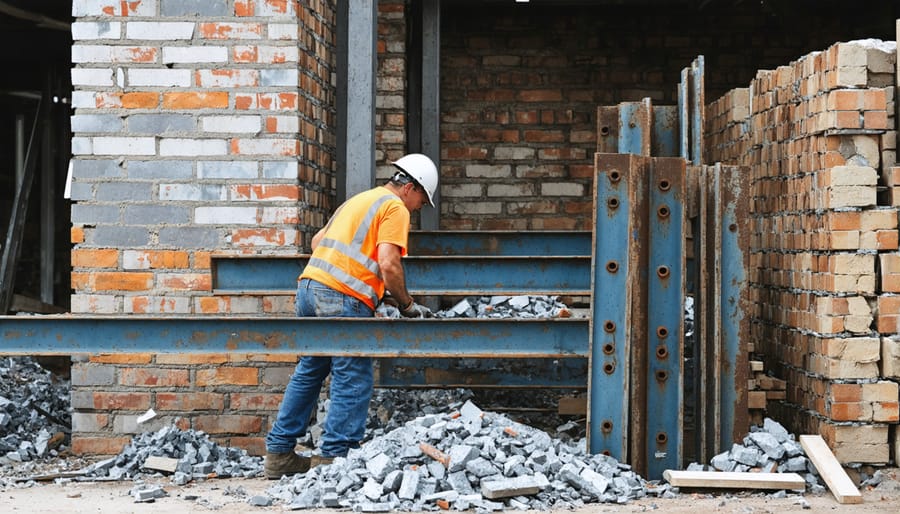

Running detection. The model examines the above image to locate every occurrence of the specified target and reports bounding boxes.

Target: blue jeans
[265,278,374,457]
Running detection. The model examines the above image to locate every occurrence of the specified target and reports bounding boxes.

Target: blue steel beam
[0,316,589,357]
[590,153,639,461]
[211,255,591,296]
[645,158,685,479]
[618,100,651,156]
[410,230,591,256]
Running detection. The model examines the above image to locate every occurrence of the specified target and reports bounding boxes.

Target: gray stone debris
[690,417,824,491]
[265,400,658,511]
[375,295,576,320]
[82,424,263,483]
[0,357,71,467]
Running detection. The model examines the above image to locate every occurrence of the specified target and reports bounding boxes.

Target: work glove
[400,301,433,318]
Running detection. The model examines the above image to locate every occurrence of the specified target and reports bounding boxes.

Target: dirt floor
[3,464,900,513]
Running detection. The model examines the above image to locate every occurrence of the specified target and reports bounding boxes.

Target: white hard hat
[391,153,439,207]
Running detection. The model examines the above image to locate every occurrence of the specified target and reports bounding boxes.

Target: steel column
[618,99,652,156]
[590,153,646,461]
[645,158,686,479]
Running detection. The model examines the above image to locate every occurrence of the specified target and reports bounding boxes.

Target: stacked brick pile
[705,39,900,463]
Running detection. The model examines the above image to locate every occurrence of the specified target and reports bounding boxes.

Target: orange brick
[198,22,263,39]
[835,110,861,129]
[70,272,90,290]
[883,274,900,293]
[233,46,258,63]
[863,89,887,110]
[159,273,212,291]
[130,250,190,269]
[162,92,229,109]
[230,393,283,410]
[234,0,254,16]
[91,392,151,410]
[156,354,231,365]
[119,92,159,109]
[89,353,153,364]
[864,110,888,130]
[194,414,262,434]
[874,402,900,422]
[198,297,226,313]
[829,402,866,421]
[72,436,131,456]
[71,227,85,243]
[156,392,225,411]
[827,211,861,231]
[93,272,154,291]
[877,230,899,250]
[827,89,863,110]
[196,367,259,386]
[194,251,212,269]
[246,353,299,363]
[72,249,119,268]
[119,368,190,387]
[830,383,862,402]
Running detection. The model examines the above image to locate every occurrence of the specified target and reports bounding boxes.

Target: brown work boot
[265,451,310,479]
[310,454,335,468]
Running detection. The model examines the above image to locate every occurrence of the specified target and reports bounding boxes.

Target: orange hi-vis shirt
[300,186,410,310]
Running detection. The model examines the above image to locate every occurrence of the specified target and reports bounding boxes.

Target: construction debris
[265,400,660,510]
[0,357,70,466]
[800,435,863,504]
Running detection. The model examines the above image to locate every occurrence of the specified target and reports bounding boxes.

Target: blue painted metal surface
[212,255,591,295]
[618,100,650,156]
[0,316,588,357]
[410,230,591,256]
[645,159,685,479]
[652,106,679,158]
[718,165,750,447]
[376,357,588,388]
[589,154,634,461]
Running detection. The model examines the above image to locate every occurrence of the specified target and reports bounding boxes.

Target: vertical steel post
[590,153,645,461]
[645,157,686,479]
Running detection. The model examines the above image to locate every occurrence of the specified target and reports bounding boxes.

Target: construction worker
[264,153,439,479]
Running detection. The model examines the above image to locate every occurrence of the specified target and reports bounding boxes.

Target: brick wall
[70,0,335,316]
[706,40,900,463]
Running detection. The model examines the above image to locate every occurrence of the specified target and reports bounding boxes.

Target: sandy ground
[3,467,900,514]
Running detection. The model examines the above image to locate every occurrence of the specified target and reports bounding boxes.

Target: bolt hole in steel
[656,432,668,444]
[603,362,615,374]
[656,344,669,359]
[657,205,670,218]
[603,343,615,355]
[658,179,671,191]
[608,197,620,209]
[657,326,668,339]
[603,320,616,333]
[601,420,614,434]
[656,369,668,381]
[729,223,737,232]
[656,265,670,278]
[609,170,621,183]
[606,260,619,273]
[600,125,611,136]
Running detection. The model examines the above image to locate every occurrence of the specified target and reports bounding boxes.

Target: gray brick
[159,227,219,248]
[198,160,258,179]
[124,205,190,225]
[160,0,228,16]
[71,114,124,133]
[128,160,193,179]
[96,182,153,202]
[260,69,298,87]
[71,204,119,224]
[128,114,195,134]
[262,161,297,179]
[72,412,109,432]
[70,390,95,410]
[90,226,150,247]
[73,159,123,179]
[71,363,115,386]
[262,366,295,386]
[68,182,94,201]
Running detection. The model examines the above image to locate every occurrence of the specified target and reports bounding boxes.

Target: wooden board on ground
[799,434,863,504]
[662,470,805,491]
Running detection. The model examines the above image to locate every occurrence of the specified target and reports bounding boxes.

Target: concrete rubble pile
[82,424,263,485]
[376,295,575,319]
[265,400,659,511]
[0,357,71,466]
[690,417,827,494]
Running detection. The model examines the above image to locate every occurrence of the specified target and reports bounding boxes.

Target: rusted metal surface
[409,230,591,256]
[618,99,652,157]
[645,157,686,479]
[376,357,588,388]
[0,316,588,357]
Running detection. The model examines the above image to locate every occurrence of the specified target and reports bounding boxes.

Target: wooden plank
[800,434,863,504]
[662,470,805,491]
[558,396,586,416]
